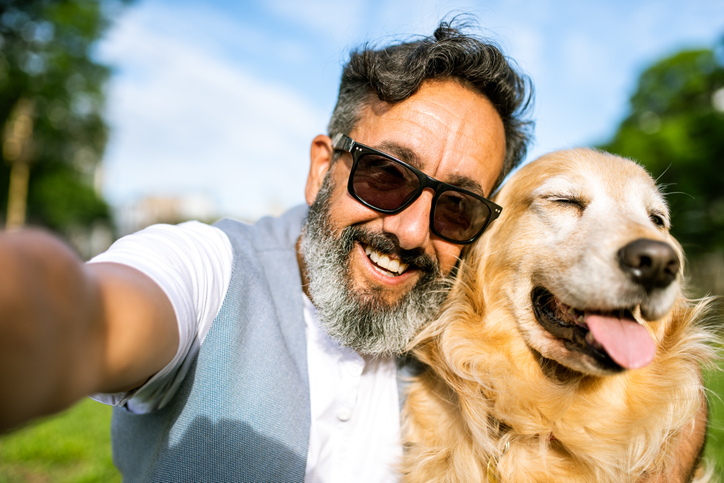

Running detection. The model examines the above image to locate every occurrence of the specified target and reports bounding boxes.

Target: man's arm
[671,396,708,483]
[641,389,709,483]
[0,229,178,433]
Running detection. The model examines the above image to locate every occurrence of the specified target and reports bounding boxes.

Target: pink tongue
[586,314,656,369]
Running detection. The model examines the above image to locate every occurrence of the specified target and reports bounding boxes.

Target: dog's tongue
[586,314,656,369]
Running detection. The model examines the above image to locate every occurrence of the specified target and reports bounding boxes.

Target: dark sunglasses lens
[352,154,420,211]
[434,190,490,241]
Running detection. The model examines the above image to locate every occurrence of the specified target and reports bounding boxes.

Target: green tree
[600,40,724,260]
[0,0,120,235]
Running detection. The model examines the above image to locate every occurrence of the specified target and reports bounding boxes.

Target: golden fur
[401,149,719,483]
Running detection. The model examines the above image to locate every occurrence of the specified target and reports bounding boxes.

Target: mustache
[343,226,441,275]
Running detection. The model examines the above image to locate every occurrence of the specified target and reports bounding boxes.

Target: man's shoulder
[214,204,308,253]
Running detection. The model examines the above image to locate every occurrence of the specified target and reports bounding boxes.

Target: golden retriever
[401,149,718,483]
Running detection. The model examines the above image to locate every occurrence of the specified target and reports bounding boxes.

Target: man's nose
[381,190,433,250]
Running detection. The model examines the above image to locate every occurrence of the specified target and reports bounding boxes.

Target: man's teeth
[364,244,409,275]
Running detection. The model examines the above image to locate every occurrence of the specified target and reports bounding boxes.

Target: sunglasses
[332,133,502,244]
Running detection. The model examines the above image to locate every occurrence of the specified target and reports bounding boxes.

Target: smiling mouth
[363,243,410,277]
[531,287,656,372]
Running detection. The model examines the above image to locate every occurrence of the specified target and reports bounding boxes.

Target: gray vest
[110,206,420,482]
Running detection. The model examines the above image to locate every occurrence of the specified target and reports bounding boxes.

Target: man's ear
[305,134,334,205]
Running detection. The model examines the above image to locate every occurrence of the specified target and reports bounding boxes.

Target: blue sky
[96,0,724,221]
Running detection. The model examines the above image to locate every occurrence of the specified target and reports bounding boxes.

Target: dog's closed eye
[547,195,587,211]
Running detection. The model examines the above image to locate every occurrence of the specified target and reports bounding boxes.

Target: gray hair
[327,17,534,191]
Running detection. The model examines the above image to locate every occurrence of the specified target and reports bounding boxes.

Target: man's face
[299,79,506,354]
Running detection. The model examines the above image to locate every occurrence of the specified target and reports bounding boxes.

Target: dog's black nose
[618,239,680,291]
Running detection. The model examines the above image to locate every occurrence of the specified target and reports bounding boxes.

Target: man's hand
[639,394,708,483]
[0,230,178,433]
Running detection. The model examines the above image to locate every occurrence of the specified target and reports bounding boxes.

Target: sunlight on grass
[0,398,120,483]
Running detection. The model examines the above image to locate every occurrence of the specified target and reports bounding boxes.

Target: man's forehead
[349,79,506,194]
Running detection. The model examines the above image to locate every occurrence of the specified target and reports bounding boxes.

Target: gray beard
[299,175,453,356]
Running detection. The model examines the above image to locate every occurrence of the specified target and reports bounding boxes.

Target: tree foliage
[0,0,120,232]
[600,39,724,256]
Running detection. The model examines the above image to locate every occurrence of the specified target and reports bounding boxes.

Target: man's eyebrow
[445,174,486,197]
[377,141,422,169]
[376,141,486,197]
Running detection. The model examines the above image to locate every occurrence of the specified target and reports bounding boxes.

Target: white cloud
[94,0,724,222]
[98,1,328,220]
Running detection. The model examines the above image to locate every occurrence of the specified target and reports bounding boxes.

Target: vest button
[348,362,364,377]
[337,407,352,421]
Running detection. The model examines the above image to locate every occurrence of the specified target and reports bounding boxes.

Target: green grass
[0,399,120,483]
[0,367,722,482]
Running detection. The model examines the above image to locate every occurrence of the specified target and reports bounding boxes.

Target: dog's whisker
[653,164,673,184]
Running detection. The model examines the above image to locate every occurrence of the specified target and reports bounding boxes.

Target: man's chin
[316,273,450,355]
[305,240,450,355]
[349,272,420,308]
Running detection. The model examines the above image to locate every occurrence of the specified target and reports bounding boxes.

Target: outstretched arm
[0,229,178,432]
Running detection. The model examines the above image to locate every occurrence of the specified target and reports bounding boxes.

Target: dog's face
[472,149,682,376]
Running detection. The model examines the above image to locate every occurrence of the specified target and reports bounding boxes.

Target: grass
[0,365,722,482]
[0,399,120,483]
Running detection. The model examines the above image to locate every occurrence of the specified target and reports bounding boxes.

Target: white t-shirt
[87,221,401,482]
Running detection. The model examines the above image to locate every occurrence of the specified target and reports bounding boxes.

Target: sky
[95,0,724,223]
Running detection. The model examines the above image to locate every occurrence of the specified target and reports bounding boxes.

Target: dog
[401,149,718,483]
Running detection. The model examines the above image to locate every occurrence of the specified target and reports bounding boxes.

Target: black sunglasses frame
[331,133,502,245]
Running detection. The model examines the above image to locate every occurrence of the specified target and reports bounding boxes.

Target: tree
[600,40,724,260]
[0,0,119,236]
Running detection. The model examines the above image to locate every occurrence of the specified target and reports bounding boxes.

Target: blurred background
[0,0,722,481]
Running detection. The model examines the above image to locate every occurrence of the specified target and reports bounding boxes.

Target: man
[0,19,706,482]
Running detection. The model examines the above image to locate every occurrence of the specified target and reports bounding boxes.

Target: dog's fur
[401,149,719,483]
